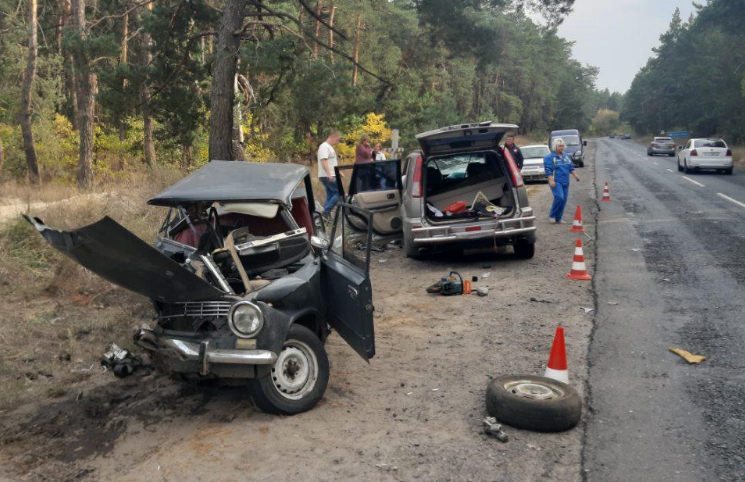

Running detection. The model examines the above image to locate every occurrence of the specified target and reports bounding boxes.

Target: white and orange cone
[601,182,612,202]
[569,206,584,233]
[566,239,591,281]
[544,327,569,384]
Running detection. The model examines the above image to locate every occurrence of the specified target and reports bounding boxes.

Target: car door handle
[348,286,358,299]
[387,193,395,200]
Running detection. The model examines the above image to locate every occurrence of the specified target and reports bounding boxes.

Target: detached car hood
[24,215,225,302]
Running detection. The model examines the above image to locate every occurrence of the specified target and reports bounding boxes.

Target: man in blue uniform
[544,138,581,223]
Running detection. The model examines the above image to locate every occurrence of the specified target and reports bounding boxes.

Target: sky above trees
[553,0,696,93]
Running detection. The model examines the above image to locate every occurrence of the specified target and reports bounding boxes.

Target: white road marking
[682,176,705,187]
[653,162,659,165]
[717,193,745,209]
[666,169,673,173]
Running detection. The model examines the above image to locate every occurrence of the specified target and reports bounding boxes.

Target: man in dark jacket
[504,134,524,169]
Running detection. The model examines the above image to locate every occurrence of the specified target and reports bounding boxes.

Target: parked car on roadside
[25,161,377,415]
[622,134,632,139]
[519,144,551,182]
[677,138,733,174]
[647,137,676,156]
[338,122,537,259]
[548,129,587,167]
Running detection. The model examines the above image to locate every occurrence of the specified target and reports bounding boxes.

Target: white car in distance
[677,138,733,175]
[519,144,551,182]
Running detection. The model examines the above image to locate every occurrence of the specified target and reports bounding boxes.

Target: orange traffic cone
[601,182,612,202]
[544,326,569,384]
[566,239,591,281]
[569,206,584,233]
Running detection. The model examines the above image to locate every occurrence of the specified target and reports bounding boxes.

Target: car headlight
[573,151,583,158]
[228,301,264,338]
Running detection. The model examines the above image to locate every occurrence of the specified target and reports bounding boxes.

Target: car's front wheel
[513,241,535,259]
[248,324,329,415]
[677,157,683,171]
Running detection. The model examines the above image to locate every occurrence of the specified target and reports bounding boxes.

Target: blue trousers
[550,182,570,221]
[320,177,340,214]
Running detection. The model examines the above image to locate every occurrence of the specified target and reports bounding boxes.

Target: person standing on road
[372,142,387,161]
[504,134,524,169]
[317,131,342,218]
[355,135,373,164]
[544,137,580,224]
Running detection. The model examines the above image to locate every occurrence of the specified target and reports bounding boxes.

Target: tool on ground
[482,417,509,442]
[426,271,464,296]
[601,182,612,202]
[669,347,707,364]
[569,206,585,233]
[566,238,591,281]
[544,327,569,384]
[463,279,472,294]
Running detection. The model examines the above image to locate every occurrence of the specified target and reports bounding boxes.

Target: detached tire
[486,375,582,432]
[248,325,329,415]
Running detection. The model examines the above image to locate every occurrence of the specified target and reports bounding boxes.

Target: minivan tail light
[503,148,524,188]
[690,149,698,156]
[411,155,424,198]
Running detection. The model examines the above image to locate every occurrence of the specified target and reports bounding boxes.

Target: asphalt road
[584,138,745,481]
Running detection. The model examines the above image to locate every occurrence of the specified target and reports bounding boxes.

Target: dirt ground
[0,149,598,482]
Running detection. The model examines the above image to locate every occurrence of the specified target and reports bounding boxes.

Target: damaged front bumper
[135,328,277,378]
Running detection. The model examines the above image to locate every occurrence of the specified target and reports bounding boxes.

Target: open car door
[320,203,375,361]
[335,160,402,235]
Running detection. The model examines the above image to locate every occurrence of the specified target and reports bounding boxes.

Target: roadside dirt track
[0,150,598,482]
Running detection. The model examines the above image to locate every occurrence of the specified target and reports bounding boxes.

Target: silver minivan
[400,122,536,258]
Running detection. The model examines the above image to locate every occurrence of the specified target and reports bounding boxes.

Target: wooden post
[352,14,362,86]
[327,4,336,63]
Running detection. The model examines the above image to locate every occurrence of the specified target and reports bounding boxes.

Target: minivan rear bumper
[410,211,536,245]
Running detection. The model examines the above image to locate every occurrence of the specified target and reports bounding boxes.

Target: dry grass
[732,146,745,168]
[0,166,184,410]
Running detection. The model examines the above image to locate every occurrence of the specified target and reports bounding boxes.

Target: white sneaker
[548,218,557,224]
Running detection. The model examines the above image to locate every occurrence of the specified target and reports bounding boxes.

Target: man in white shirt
[317,131,342,216]
[373,143,387,161]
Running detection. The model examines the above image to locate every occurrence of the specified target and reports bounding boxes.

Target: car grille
[178,301,233,318]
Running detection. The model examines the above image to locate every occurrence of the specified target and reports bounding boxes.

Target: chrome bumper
[412,214,536,245]
[135,328,277,376]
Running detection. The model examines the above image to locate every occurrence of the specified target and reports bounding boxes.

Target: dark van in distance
[548,129,587,167]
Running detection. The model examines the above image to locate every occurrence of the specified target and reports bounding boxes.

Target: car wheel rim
[271,340,318,401]
[503,379,565,400]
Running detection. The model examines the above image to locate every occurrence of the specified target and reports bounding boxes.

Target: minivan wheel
[402,234,419,258]
[248,325,329,415]
[513,241,535,259]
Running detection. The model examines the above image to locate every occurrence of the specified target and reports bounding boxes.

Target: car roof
[149,160,309,207]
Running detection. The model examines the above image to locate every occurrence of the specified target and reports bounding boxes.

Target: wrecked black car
[25,161,376,414]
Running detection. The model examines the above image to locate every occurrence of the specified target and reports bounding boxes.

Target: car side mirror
[583,140,587,146]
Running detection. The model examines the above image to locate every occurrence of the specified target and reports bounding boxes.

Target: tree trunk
[139,2,155,168]
[62,0,78,129]
[20,0,41,184]
[119,8,129,142]
[208,0,246,161]
[71,0,95,189]
[0,134,5,172]
[312,2,321,58]
[352,14,362,86]
[327,4,336,63]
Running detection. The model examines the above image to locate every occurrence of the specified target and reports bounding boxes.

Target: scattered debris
[631,248,642,252]
[607,301,619,306]
[100,343,151,378]
[662,278,671,282]
[482,272,491,278]
[482,417,509,443]
[426,272,464,296]
[472,276,478,282]
[581,307,594,314]
[379,259,388,264]
[529,297,552,304]
[476,287,489,297]
[669,347,707,364]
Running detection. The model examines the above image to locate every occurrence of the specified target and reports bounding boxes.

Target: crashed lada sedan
[25,161,376,414]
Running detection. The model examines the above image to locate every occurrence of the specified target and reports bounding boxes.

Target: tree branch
[88,0,155,30]
[295,0,348,41]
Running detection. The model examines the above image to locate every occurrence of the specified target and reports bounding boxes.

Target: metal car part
[228,301,265,338]
[199,254,234,294]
